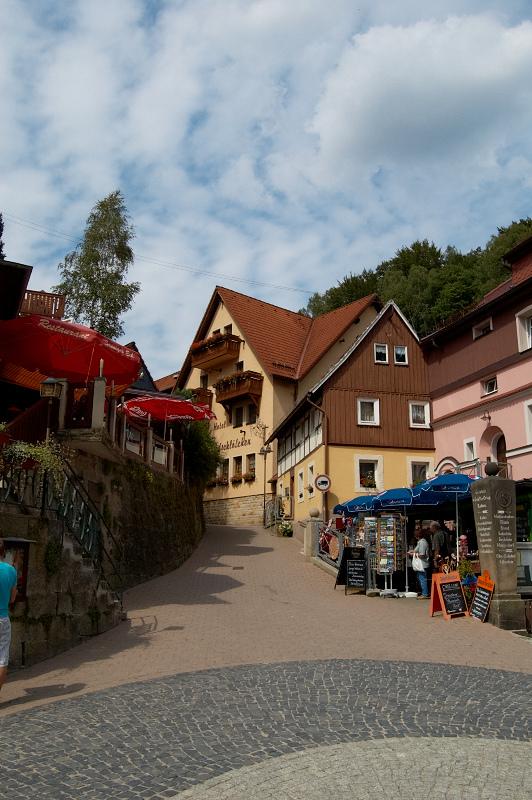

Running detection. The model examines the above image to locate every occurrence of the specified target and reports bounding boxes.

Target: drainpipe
[306,394,328,521]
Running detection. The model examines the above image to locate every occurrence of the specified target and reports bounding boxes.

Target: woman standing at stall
[410,528,430,598]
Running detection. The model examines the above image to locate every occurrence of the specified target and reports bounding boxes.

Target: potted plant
[216,475,228,486]
[205,478,217,488]
[243,471,255,482]
[458,558,477,607]
[230,473,243,484]
[0,439,65,496]
[361,476,376,489]
[278,520,293,537]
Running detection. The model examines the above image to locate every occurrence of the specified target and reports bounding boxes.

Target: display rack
[377,515,404,596]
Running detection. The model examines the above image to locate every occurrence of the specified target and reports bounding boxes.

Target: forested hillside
[299,218,532,338]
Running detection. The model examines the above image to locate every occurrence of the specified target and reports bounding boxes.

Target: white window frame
[394,345,408,366]
[525,401,532,445]
[472,317,493,340]
[357,398,380,426]
[307,462,315,498]
[409,401,430,428]
[407,456,434,487]
[464,438,476,461]
[483,377,497,396]
[374,343,388,364]
[297,469,304,503]
[355,454,383,493]
[516,304,532,352]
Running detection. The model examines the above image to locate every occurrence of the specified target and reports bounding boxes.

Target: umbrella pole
[456,494,459,565]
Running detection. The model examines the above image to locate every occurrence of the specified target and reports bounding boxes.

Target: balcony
[214,370,263,412]
[189,333,241,369]
[191,387,213,409]
[19,289,66,320]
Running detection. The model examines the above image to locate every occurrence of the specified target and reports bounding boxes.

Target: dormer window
[472,318,492,340]
[484,377,497,395]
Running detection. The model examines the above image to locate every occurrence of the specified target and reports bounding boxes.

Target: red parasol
[122,394,216,422]
[0,314,141,394]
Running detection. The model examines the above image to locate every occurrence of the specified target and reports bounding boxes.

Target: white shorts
[0,616,11,667]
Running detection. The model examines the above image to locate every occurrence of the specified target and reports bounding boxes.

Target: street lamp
[259,444,272,523]
[39,376,63,441]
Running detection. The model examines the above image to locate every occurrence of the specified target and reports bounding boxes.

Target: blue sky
[2,0,532,378]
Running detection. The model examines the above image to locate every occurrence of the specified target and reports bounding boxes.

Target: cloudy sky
[2,1,532,379]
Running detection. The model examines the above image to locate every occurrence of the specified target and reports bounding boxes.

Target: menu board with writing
[346,558,366,593]
[430,571,467,620]
[468,570,494,623]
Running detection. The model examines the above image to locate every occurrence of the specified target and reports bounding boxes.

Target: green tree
[0,213,5,259]
[182,421,223,486]
[173,388,223,485]
[53,190,139,339]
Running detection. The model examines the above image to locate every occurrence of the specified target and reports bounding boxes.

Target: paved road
[1,525,531,799]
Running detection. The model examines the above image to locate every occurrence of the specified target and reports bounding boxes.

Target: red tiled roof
[512,250,532,286]
[154,373,180,392]
[216,287,379,380]
[477,277,513,306]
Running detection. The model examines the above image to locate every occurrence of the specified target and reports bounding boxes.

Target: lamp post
[259,444,272,524]
[39,376,63,441]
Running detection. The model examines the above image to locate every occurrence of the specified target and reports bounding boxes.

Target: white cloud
[2,2,532,378]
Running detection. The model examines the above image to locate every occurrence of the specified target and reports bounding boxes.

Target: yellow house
[176,287,383,525]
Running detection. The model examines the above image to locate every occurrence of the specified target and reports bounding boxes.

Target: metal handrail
[0,459,124,608]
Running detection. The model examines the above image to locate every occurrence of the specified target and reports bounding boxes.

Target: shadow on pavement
[1,682,86,708]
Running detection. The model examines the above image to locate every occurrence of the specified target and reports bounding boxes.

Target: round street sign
[315,474,331,492]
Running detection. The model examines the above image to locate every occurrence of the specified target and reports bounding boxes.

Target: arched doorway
[496,433,507,465]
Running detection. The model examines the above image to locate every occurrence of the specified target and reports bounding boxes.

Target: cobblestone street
[1,525,531,799]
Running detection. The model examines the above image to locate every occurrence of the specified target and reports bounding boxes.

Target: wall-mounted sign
[315,474,331,492]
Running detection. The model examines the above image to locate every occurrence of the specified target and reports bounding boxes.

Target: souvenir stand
[334,492,408,596]
[377,514,405,596]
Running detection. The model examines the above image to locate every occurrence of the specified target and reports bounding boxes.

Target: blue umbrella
[342,494,380,515]
[416,474,479,495]
[414,473,480,562]
[375,487,413,509]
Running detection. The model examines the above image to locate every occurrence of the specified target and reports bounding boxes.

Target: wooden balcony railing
[214,370,263,412]
[191,387,213,409]
[6,397,58,443]
[19,289,66,320]
[190,334,241,369]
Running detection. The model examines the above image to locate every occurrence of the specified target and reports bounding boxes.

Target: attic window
[472,318,492,340]
[224,324,233,335]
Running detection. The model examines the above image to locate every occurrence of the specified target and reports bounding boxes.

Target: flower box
[243,472,255,482]
[216,476,228,486]
[230,474,243,484]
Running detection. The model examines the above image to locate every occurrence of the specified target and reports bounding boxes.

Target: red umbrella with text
[122,394,216,422]
[0,314,141,395]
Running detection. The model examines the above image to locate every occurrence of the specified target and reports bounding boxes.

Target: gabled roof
[267,300,415,442]
[178,286,380,385]
[0,259,32,320]
[154,372,180,393]
[125,342,158,393]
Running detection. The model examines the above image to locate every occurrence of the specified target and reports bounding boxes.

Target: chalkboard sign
[430,571,467,620]
[468,570,494,623]
[440,579,467,616]
[346,559,366,592]
[335,546,365,590]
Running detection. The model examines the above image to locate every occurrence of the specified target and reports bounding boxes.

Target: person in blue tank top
[0,538,18,691]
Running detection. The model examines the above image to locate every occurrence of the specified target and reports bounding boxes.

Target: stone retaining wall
[203,494,264,526]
